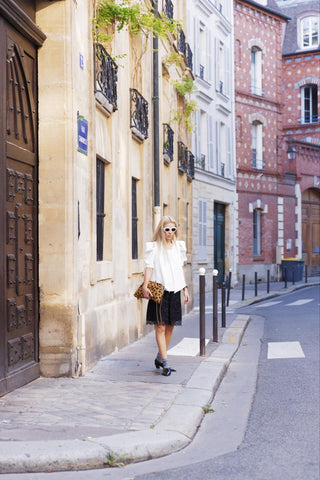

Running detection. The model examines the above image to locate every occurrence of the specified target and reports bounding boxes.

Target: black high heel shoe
[162,367,176,376]
[154,358,164,369]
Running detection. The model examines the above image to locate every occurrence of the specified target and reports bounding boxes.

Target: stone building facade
[188,0,237,291]
[0,0,194,395]
[277,0,320,274]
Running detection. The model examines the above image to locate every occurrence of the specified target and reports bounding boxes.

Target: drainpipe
[153,0,161,228]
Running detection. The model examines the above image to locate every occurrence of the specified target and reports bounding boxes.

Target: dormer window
[300,16,319,49]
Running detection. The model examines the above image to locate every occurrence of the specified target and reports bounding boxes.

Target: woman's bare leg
[155,324,167,360]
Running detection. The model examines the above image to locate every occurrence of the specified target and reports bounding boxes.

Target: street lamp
[286,144,297,161]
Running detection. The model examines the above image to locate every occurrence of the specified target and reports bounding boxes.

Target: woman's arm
[182,268,190,304]
[142,267,154,299]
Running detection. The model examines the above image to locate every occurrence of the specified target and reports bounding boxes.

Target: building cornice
[0,0,46,46]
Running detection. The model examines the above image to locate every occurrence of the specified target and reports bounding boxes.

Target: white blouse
[144,241,187,293]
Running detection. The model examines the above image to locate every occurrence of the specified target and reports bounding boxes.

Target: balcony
[177,29,186,59]
[130,88,149,140]
[95,43,118,112]
[199,64,204,80]
[162,0,173,19]
[178,141,187,173]
[186,43,193,71]
[163,123,174,164]
[187,151,195,180]
[298,114,319,124]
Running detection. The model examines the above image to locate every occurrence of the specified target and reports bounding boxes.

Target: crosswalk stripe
[286,299,313,306]
[168,337,210,356]
[267,341,305,359]
[255,301,282,308]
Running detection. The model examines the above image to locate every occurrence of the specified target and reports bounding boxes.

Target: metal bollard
[242,274,246,301]
[267,269,270,294]
[199,268,206,356]
[212,269,218,343]
[254,272,258,297]
[221,282,226,328]
[227,269,232,307]
[292,268,295,285]
[305,264,308,283]
[284,267,287,288]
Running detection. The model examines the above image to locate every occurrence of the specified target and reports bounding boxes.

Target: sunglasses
[163,227,177,233]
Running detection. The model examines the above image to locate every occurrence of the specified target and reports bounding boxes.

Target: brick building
[278,0,320,275]
[234,0,291,282]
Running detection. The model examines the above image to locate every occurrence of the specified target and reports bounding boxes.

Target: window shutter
[215,37,219,91]
[216,121,220,173]
[227,126,231,178]
[208,115,214,171]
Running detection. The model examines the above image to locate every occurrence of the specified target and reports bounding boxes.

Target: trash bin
[281,258,304,281]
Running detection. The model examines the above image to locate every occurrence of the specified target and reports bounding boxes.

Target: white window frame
[252,121,263,170]
[301,84,318,124]
[253,209,262,256]
[251,47,262,96]
[300,16,320,49]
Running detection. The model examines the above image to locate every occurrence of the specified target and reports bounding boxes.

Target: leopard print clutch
[134,281,164,304]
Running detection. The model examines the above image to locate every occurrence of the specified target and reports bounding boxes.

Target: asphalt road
[2,286,319,480]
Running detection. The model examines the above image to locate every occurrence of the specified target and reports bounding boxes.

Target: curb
[232,281,319,309]
[0,315,250,474]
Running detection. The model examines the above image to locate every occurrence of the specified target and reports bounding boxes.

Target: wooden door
[0,19,39,396]
[302,189,320,275]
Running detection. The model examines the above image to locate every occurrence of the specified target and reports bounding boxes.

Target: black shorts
[146,290,182,326]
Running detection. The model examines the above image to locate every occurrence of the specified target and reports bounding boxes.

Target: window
[252,121,263,169]
[132,178,138,259]
[96,158,106,261]
[251,47,263,96]
[253,209,262,256]
[199,199,207,261]
[300,16,319,49]
[301,85,318,124]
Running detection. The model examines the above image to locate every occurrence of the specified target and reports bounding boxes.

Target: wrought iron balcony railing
[178,141,188,173]
[187,151,195,180]
[251,157,266,170]
[177,29,186,59]
[162,0,174,19]
[130,88,149,140]
[163,123,174,163]
[186,43,193,71]
[196,154,206,169]
[95,43,118,112]
[298,114,319,124]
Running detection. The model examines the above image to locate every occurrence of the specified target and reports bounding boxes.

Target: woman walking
[142,216,190,376]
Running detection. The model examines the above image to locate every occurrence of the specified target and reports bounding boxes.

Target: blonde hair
[152,215,178,246]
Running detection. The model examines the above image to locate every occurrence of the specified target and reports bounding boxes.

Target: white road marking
[255,301,282,308]
[168,337,210,356]
[267,341,305,359]
[286,299,313,306]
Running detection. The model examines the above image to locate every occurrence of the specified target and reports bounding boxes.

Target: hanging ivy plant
[173,76,196,96]
[94,0,181,42]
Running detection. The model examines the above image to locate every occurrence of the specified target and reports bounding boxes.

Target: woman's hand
[183,287,190,304]
[142,284,153,299]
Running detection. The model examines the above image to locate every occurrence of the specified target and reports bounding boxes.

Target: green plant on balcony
[94,0,181,43]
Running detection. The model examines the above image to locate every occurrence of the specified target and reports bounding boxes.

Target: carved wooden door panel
[0,20,39,396]
[302,189,320,275]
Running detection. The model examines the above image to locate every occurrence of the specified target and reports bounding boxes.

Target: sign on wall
[77,114,88,155]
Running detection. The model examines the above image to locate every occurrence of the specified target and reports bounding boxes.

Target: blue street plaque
[80,53,84,70]
[78,115,88,155]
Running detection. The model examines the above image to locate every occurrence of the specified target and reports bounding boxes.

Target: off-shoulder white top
[144,241,187,293]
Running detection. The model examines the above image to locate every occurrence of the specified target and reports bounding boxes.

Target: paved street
[0,279,318,479]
